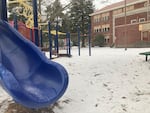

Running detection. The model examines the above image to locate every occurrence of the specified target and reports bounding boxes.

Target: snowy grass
[0,47,150,113]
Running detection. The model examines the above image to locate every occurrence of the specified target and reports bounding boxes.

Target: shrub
[93,34,105,47]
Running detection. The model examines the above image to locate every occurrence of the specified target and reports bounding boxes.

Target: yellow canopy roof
[43,30,66,35]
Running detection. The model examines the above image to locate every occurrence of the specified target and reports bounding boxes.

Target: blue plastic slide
[0,20,68,108]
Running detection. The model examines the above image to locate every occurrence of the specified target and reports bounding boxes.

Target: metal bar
[0,0,8,21]
[48,22,52,59]
[32,0,39,46]
[77,26,80,56]
[88,24,91,56]
[66,32,69,55]
[40,29,43,47]
[55,21,59,54]
[146,55,148,61]
[124,0,127,50]
[13,14,18,30]
[30,29,33,41]
[68,32,71,57]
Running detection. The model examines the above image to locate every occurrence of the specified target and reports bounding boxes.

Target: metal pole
[77,26,80,56]
[33,0,39,46]
[66,32,69,55]
[68,32,71,57]
[30,29,33,41]
[88,24,91,56]
[13,14,18,30]
[124,0,127,50]
[54,35,57,51]
[40,29,43,47]
[48,21,52,59]
[56,21,59,54]
[0,0,7,21]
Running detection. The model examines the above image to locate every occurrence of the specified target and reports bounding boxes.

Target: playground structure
[12,16,71,59]
[8,0,41,28]
[76,25,92,56]
[8,0,92,57]
[0,0,68,108]
[8,0,72,59]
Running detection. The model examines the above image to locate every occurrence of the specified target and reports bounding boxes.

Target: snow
[0,47,150,113]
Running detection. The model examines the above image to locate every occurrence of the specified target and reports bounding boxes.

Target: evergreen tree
[45,0,64,23]
[61,13,71,32]
[69,0,94,47]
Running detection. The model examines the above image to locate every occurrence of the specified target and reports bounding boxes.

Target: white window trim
[139,18,145,22]
[131,19,137,24]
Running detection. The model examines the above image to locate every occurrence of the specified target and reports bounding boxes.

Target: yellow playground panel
[8,0,66,36]
[43,30,66,35]
[8,0,41,28]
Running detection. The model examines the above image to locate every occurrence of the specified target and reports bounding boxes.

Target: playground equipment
[76,25,91,56]
[46,22,71,59]
[9,0,71,57]
[0,0,68,108]
[8,0,41,28]
[12,15,71,59]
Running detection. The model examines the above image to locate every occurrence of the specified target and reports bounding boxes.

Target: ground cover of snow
[0,47,150,113]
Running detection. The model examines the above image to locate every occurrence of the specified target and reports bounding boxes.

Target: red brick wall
[115,12,147,26]
[115,12,148,47]
[134,2,145,9]
[115,24,141,47]
[91,1,149,47]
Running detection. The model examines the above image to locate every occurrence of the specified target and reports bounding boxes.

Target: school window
[103,28,105,32]
[97,29,99,32]
[108,27,110,32]
[143,31,148,38]
[99,28,101,32]
[94,19,96,23]
[139,18,145,22]
[131,19,137,24]
[105,16,109,21]
[108,39,110,43]
[105,39,107,43]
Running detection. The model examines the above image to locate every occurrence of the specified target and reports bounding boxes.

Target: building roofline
[90,0,147,16]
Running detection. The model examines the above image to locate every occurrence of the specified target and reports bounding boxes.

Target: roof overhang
[90,0,147,16]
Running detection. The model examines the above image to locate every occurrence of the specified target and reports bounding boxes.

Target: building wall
[91,0,150,47]
[115,13,147,26]
[91,11,113,46]
[134,2,146,9]
[115,24,141,47]
[115,11,149,47]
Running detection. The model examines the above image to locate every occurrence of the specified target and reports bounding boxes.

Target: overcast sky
[93,0,123,9]
[60,0,123,10]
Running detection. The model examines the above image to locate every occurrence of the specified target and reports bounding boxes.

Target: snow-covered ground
[0,47,150,113]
